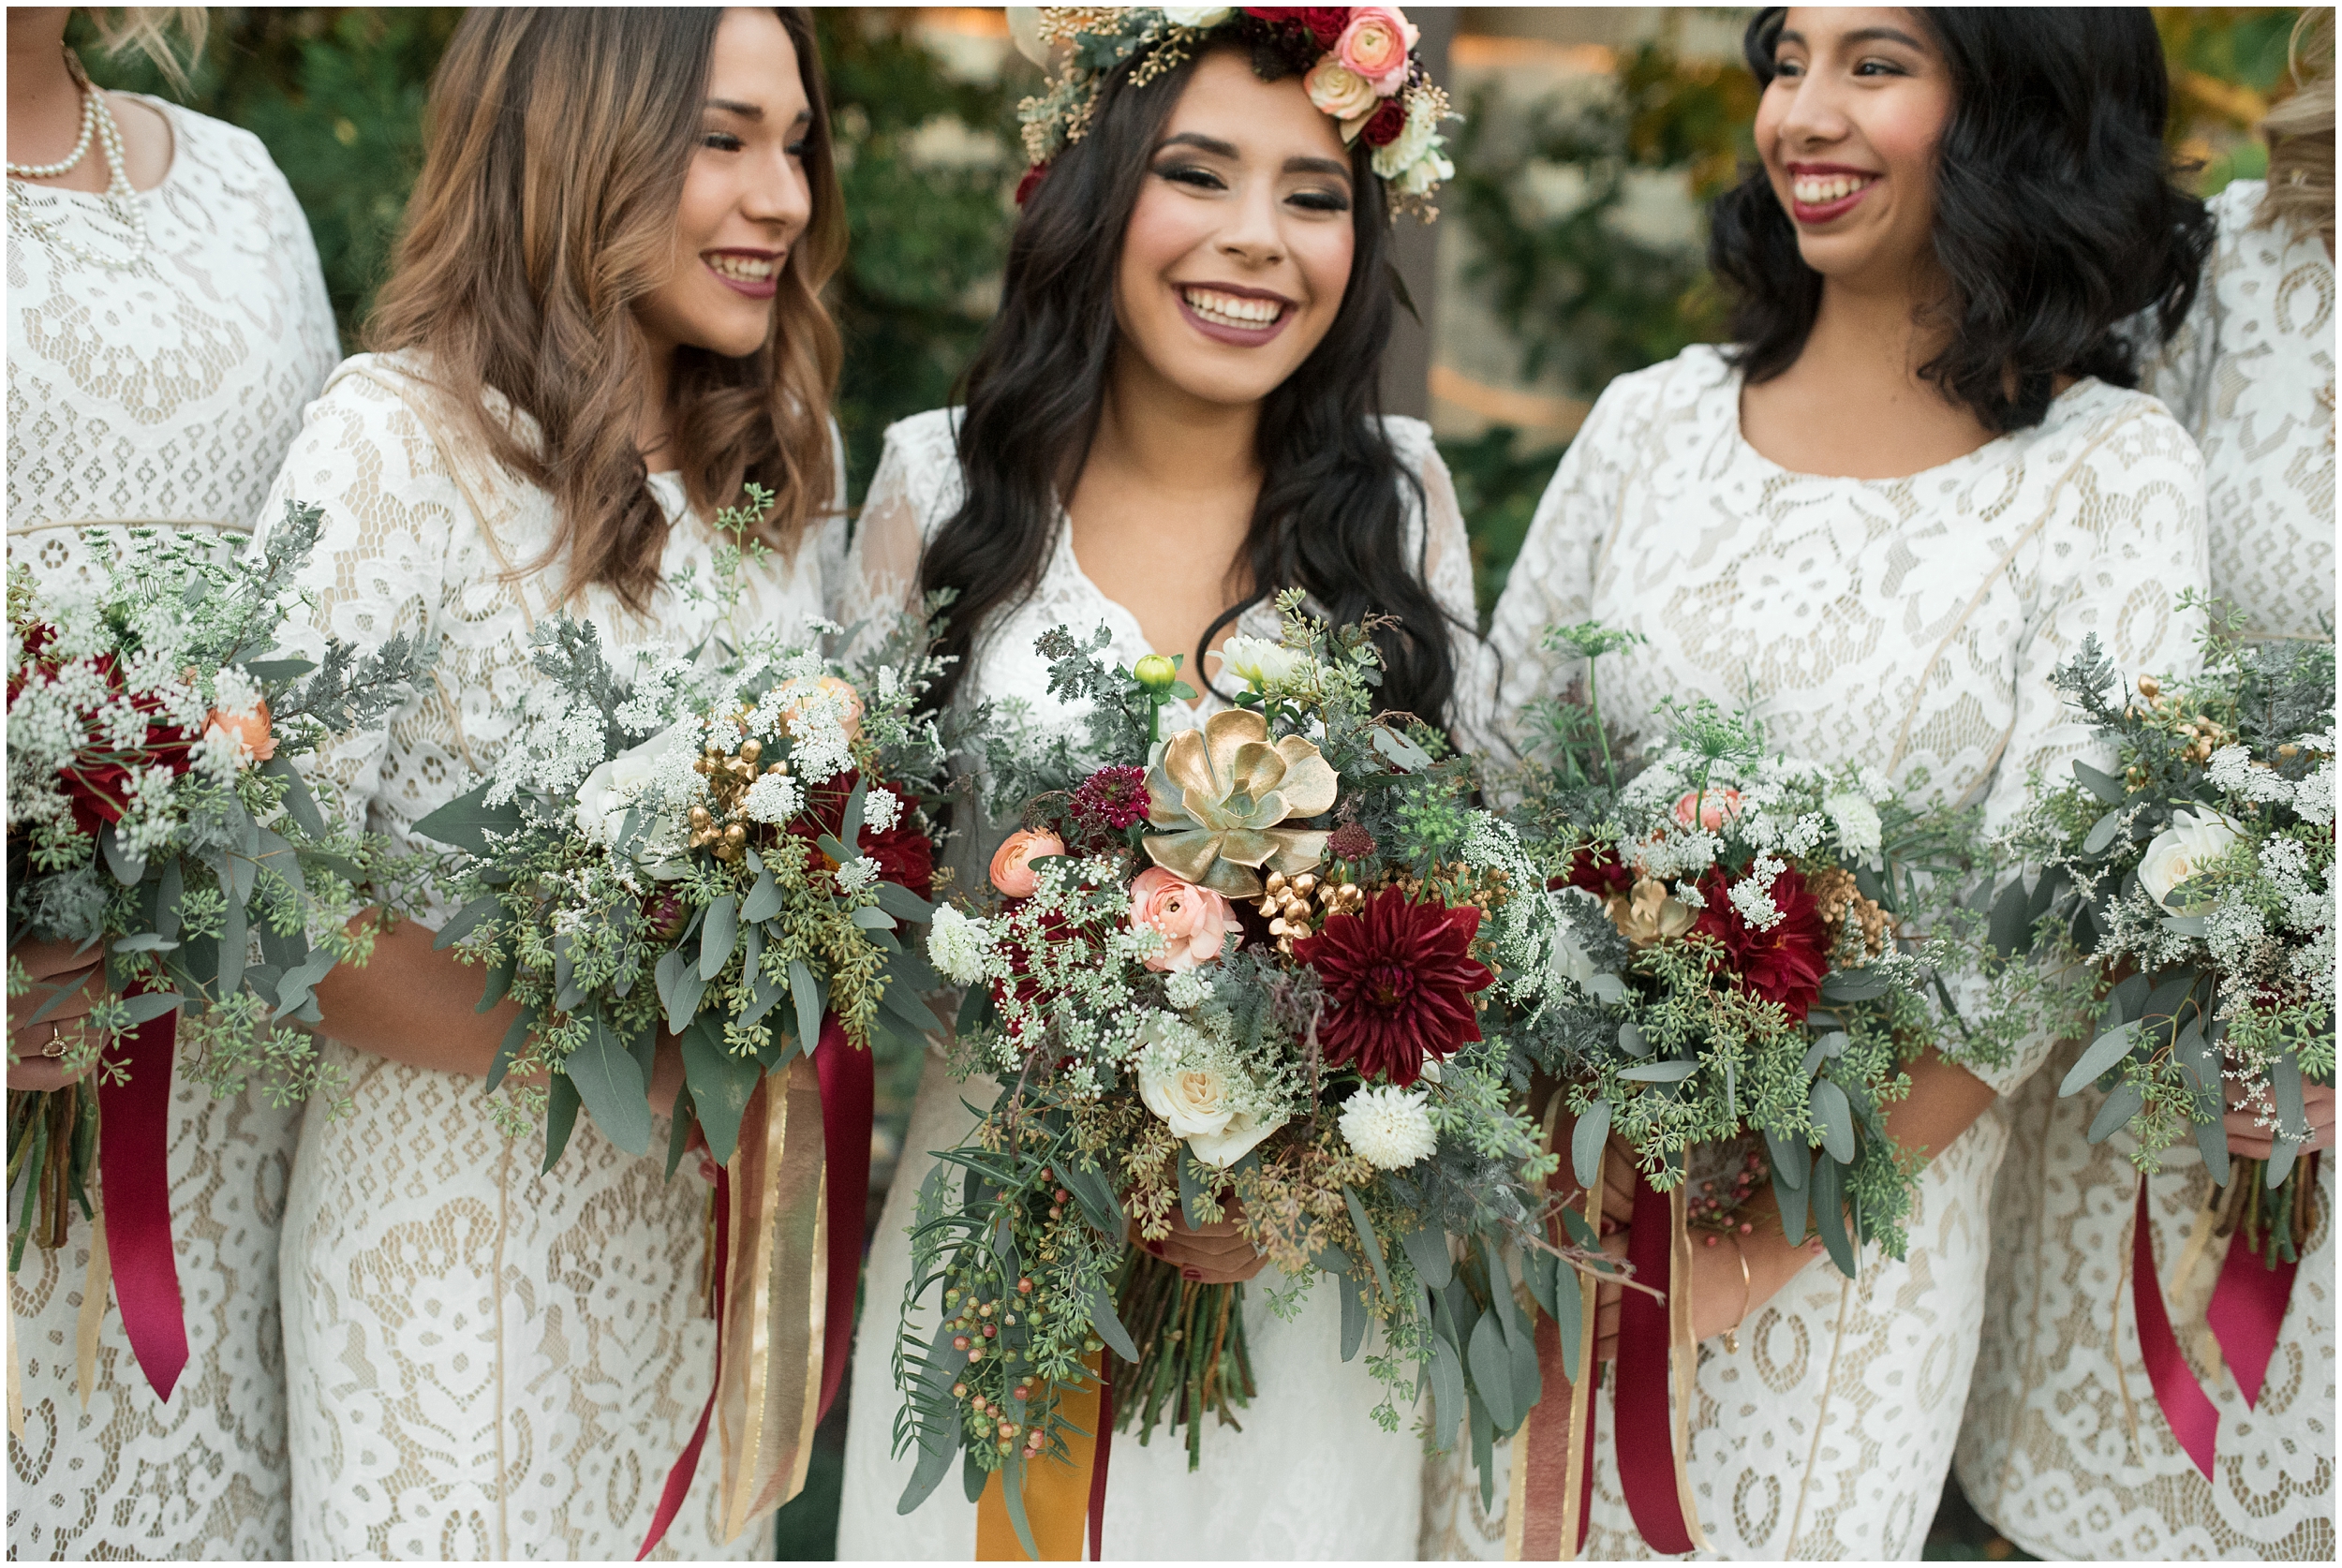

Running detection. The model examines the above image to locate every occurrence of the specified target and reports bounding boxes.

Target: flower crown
[1007,7,1456,218]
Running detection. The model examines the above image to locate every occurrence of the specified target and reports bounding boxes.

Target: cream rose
[575,721,690,849]
[1162,5,1234,25]
[2138,808,2245,913]
[1303,59,1379,122]
[1130,865,1240,972]
[1137,1019,1289,1168]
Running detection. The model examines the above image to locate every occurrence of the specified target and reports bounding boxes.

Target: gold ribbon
[712,1057,829,1541]
[77,1213,110,1409]
[975,1353,1105,1561]
[1507,1099,1601,1561]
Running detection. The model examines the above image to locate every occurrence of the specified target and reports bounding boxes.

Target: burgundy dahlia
[1688,865,1831,1020]
[791,774,935,900]
[1244,7,1352,50]
[1293,888,1494,1087]
[1558,842,1634,902]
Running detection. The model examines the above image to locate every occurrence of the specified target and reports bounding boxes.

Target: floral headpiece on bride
[1007,6,1456,218]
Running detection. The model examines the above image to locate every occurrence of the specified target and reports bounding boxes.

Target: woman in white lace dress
[249,11,847,1559]
[1956,17,2338,1556]
[833,34,1475,1561]
[1428,9,2211,1560]
[7,12,336,1559]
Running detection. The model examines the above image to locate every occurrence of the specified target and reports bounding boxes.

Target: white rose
[1303,59,1379,123]
[2138,808,2246,913]
[575,721,689,847]
[1162,5,1234,25]
[1140,1054,1238,1141]
[1186,1106,1286,1169]
[1822,791,1883,858]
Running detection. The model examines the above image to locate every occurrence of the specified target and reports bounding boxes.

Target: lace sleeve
[1407,435,1490,744]
[250,366,464,844]
[1473,387,1633,761]
[814,416,852,622]
[1960,405,2209,1096]
[837,413,955,667]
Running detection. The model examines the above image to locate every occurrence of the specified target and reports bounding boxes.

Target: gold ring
[41,1022,67,1058]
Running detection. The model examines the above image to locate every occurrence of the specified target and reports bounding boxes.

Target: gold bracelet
[1724,1234,1753,1354]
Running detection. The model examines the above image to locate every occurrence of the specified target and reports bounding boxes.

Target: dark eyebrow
[706,97,763,120]
[1780,24,1929,51]
[1155,131,1352,182]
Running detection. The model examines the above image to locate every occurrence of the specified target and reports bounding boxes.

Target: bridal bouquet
[2005,604,2333,1249]
[894,598,1604,1552]
[6,503,429,1393]
[415,495,950,1171]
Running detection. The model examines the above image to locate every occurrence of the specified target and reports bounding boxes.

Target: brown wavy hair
[2259,8,2335,253]
[365,7,844,611]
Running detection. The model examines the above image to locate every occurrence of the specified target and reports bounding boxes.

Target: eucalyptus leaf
[263,755,329,840]
[1572,1101,1611,1189]
[1340,1270,1369,1362]
[434,894,503,952]
[679,1014,762,1164]
[485,1010,533,1091]
[1401,1221,1454,1292]
[742,867,783,924]
[2087,1081,2146,1144]
[155,857,184,942]
[411,781,526,856]
[2060,1022,2142,1096]
[1427,1324,1469,1451]
[1810,1078,1857,1163]
[2082,806,2127,855]
[699,895,739,983]
[789,958,823,1056]
[1620,1058,1699,1083]
[563,1009,652,1157]
[541,1072,581,1172]
[2071,759,2128,805]
[99,824,144,886]
[1466,1312,1517,1430]
[875,881,935,924]
[1086,1282,1138,1361]
[113,989,185,1026]
[1811,1153,1856,1278]
[1342,1186,1394,1300]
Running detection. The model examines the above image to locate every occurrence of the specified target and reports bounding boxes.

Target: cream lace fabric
[7,98,335,1562]
[1956,187,2336,1562]
[832,407,1476,1559]
[2140,180,2335,643]
[1425,347,2209,1561]
[258,353,843,1560]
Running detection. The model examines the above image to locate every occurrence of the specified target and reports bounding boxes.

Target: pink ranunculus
[1130,865,1241,972]
[1303,57,1378,121]
[205,699,276,763]
[1673,787,1743,833]
[1336,7,1416,95]
[989,828,1064,898]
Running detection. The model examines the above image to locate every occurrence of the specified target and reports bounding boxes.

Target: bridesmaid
[1434,7,2211,1561]
[1957,12,2336,1559]
[7,7,336,1558]
[249,8,844,1558]
[830,17,1476,1560]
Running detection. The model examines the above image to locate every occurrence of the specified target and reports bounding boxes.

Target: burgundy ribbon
[812,1014,870,1422]
[2204,1151,2314,1410]
[2130,1176,2219,1479]
[1087,1358,1114,1561]
[94,1007,187,1402]
[1614,1171,1695,1555]
[637,1164,732,1561]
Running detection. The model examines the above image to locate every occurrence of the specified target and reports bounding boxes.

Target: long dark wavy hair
[1712,7,2214,433]
[918,39,1461,730]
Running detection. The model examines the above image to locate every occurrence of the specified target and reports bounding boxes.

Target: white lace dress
[1421,346,2209,1561]
[1955,182,2337,1561]
[830,407,1478,1560]
[7,96,337,1561]
[256,353,844,1560]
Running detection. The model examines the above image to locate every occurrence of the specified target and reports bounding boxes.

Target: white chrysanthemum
[1339,1084,1437,1169]
[927,904,993,985]
[1218,634,1312,692]
[742,769,804,825]
[1823,791,1883,857]
[837,855,880,895]
[862,788,904,834]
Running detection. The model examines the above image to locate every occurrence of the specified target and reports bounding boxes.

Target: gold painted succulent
[1608,876,1697,948]
[1255,869,1367,955]
[1143,708,1337,897]
[689,732,788,862]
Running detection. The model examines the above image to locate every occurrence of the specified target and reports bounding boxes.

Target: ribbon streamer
[2129,1176,2219,1479]
[1614,1170,1703,1554]
[95,1009,186,1402]
[975,1352,1109,1561]
[637,1017,873,1558]
[2204,1152,2314,1410]
[1507,1104,1599,1561]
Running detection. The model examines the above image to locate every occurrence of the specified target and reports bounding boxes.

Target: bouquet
[410,491,953,1549]
[6,502,430,1395]
[1494,624,2068,1555]
[894,597,1605,1555]
[414,489,951,1167]
[1998,600,2332,1474]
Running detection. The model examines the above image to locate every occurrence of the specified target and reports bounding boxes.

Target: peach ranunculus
[1303,58,1379,124]
[1129,865,1241,972]
[205,699,276,763]
[989,828,1064,897]
[1673,787,1742,833]
[1336,7,1417,95]
[777,674,864,742]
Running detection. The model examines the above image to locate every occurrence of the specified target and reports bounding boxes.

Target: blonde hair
[85,7,208,93]
[2259,8,2335,251]
[365,7,845,612]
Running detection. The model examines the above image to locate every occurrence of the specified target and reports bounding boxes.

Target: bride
[833,10,1474,1559]
[250,9,846,1558]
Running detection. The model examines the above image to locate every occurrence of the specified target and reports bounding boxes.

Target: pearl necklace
[6,54,152,272]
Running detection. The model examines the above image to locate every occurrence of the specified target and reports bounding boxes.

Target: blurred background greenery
[65,6,2319,1559]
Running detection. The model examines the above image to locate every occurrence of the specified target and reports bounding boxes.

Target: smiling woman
[247,7,849,1561]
